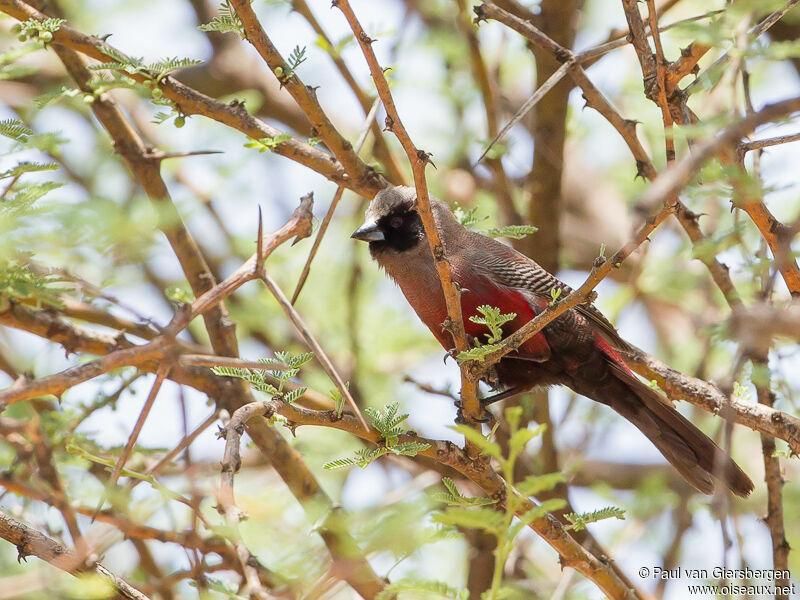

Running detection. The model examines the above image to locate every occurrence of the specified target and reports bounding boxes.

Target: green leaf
[451,424,502,459]
[453,203,487,229]
[0,261,67,309]
[244,133,293,152]
[164,286,195,304]
[0,119,33,143]
[508,423,546,460]
[483,225,538,240]
[467,304,516,344]
[199,1,246,38]
[432,478,496,506]
[375,578,469,600]
[365,402,410,441]
[0,161,58,179]
[456,343,502,362]
[323,446,388,470]
[33,86,82,108]
[388,441,430,457]
[283,387,307,404]
[565,506,626,531]
[433,506,505,534]
[515,472,566,496]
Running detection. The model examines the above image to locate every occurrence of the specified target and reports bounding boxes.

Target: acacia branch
[626,347,800,454]
[0,337,171,410]
[0,511,151,600]
[222,399,644,600]
[0,0,384,198]
[333,0,485,426]
[229,0,378,192]
[288,0,405,184]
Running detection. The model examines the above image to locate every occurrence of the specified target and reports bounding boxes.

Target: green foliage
[451,423,502,459]
[431,477,497,506]
[0,161,58,179]
[515,472,566,496]
[433,505,507,534]
[364,402,410,443]
[436,407,564,600]
[274,46,308,84]
[0,119,33,143]
[198,1,247,38]
[483,225,538,240]
[549,286,562,306]
[375,578,469,600]
[65,441,183,502]
[564,506,626,531]
[0,261,67,308]
[469,304,517,344]
[88,54,202,83]
[244,133,293,152]
[15,17,66,44]
[212,351,313,400]
[164,286,195,305]
[0,45,39,80]
[323,402,430,470]
[33,86,83,108]
[453,205,536,240]
[455,342,503,362]
[453,203,487,229]
[456,304,517,363]
[329,385,347,417]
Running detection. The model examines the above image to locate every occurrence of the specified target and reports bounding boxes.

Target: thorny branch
[0,511,150,600]
[333,0,484,428]
[1,0,799,598]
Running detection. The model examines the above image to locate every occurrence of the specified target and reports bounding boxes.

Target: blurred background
[0,0,799,598]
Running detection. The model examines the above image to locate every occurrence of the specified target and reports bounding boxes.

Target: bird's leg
[454,400,492,424]
[442,334,477,364]
[480,386,528,407]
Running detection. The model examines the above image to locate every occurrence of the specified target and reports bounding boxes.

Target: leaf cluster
[456,304,517,363]
[0,261,67,309]
[198,1,247,38]
[212,351,313,403]
[323,403,431,470]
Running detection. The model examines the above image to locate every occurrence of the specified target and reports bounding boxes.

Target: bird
[351,185,754,497]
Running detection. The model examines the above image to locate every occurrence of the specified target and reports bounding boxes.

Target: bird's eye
[389,216,403,228]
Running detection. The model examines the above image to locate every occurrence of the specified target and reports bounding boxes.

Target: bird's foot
[480,386,527,408]
[443,348,458,364]
[443,335,477,364]
[454,399,492,424]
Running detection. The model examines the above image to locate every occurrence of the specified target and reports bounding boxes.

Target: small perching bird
[352,185,754,497]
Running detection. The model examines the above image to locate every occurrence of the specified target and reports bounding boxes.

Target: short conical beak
[351,220,385,242]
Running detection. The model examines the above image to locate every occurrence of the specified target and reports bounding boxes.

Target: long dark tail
[574,362,754,497]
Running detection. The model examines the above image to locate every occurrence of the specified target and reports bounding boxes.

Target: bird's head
[351,186,425,254]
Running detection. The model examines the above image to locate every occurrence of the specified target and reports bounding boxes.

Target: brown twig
[0,511,150,600]
[92,362,172,519]
[333,0,483,427]
[261,273,368,430]
[0,337,170,410]
[683,0,800,97]
[234,398,645,600]
[291,97,382,304]
[288,0,405,184]
[218,403,278,600]
[751,356,790,598]
[626,346,800,454]
[0,0,385,199]
[229,0,378,192]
